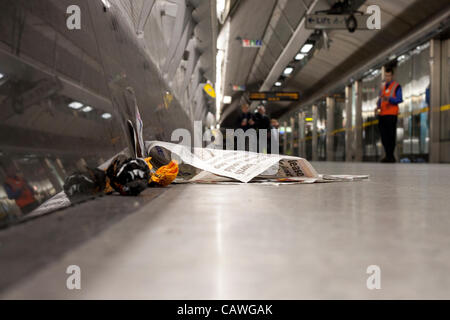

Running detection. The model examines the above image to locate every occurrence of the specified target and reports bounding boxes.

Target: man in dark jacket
[238,103,255,131]
[254,105,271,153]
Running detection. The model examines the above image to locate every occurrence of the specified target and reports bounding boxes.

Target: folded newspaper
[146,141,369,184]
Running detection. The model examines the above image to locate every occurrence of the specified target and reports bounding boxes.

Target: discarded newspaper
[21,141,369,223]
[146,141,369,184]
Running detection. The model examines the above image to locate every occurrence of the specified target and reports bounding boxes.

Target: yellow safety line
[294,105,449,143]
[441,104,450,112]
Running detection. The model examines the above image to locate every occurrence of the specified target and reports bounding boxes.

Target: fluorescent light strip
[283,67,294,75]
[217,0,226,20]
[300,44,313,53]
[295,53,305,60]
[68,101,83,109]
[215,20,230,122]
[101,113,112,119]
[101,0,111,8]
[223,96,232,104]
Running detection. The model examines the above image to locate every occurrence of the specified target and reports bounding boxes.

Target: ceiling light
[217,0,226,20]
[82,106,93,112]
[300,44,313,53]
[283,67,294,75]
[101,0,111,8]
[397,55,407,62]
[101,113,112,119]
[68,101,83,110]
[0,73,4,80]
[274,81,282,87]
[223,96,232,104]
[295,53,305,61]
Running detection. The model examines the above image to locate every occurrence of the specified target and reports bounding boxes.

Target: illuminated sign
[203,83,216,98]
[242,39,262,48]
[232,85,246,91]
[306,14,371,30]
[249,92,299,102]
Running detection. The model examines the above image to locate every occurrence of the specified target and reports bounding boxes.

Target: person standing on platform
[237,103,255,151]
[254,105,271,153]
[238,103,255,131]
[376,67,403,163]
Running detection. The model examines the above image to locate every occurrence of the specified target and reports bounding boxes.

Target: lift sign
[306,6,381,30]
[249,92,299,101]
[306,14,370,30]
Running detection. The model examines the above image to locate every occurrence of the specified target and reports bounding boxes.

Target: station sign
[232,85,246,91]
[242,39,262,48]
[306,14,371,30]
[203,83,216,98]
[249,92,299,102]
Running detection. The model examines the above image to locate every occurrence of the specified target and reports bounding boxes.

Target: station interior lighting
[82,106,93,112]
[68,101,83,110]
[283,67,294,75]
[101,113,112,119]
[295,53,305,61]
[223,96,232,104]
[300,43,313,53]
[101,0,111,9]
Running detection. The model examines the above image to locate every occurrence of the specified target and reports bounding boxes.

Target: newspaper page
[147,141,319,183]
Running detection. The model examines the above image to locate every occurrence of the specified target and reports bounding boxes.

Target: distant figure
[270,118,280,130]
[3,162,39,215]
[270,118,280,154]
[237,103,255,151]
[254,105,271,153]
[254,105,271,131]
[238,103,255,131]
[376,67,403,163]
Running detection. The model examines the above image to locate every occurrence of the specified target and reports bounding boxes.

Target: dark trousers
[378,115,397,160]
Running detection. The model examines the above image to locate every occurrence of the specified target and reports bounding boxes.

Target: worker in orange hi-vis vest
[2,162,39,215]
[375,67,403,163]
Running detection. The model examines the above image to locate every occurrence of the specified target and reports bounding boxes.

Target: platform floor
[1,162,450,299]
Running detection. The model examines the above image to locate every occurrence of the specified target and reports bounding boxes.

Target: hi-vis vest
[5,176,35,208]
[380,81,400,116]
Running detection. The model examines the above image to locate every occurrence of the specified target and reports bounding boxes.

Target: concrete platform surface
[1,162,450,299]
